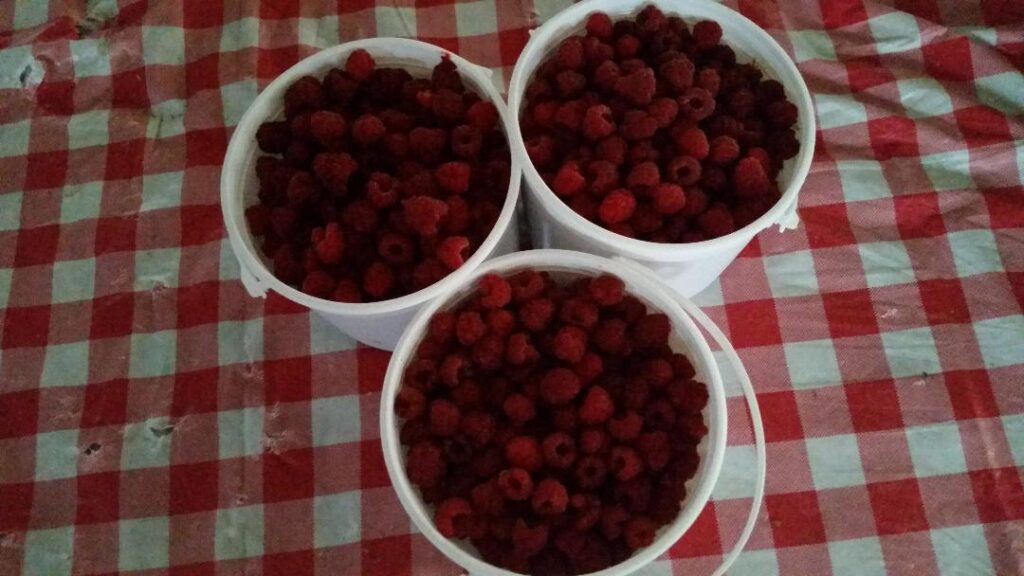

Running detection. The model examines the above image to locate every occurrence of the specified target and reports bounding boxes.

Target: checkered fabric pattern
[0,0,1021,574]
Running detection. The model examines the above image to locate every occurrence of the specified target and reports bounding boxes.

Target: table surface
[1,1,1022,575]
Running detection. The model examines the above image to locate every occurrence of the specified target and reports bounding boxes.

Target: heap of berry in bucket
[520,5,800,242]
[246,49,511,302]
[394,271,709,575]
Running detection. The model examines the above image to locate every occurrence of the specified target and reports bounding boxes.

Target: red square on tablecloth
[264,551,315,576]
[894,193,946,238]
[170,461,220,515]
[868,478,929,535]
[361,535,411,576]
[970,467,1024,522]
[360,440,390,489]
[264,356,312,404]
[357,347,391,394]
[758,391,805,442]
[801,203,857,249]
[76,472,120,524]
[766,490,828,546]
[180,205,224,247]
[945,370,1000,420]
[81,378,129,428]
[177,281,220,329]
[820,0,869,28]
[183,0,224,28]
[111,69,150,109]
[982,187,1024,230]
[668,504,722,557]
[922,37,974,81]
[845,56,896,92]
[94,216,137,255]
[822,289,879,338]
[105,139,145,181]
[90,293,135,339]
[918,278,970,325]
[2,305,50,349]
[186,127,228,167]
[172,368,220,416]
[24,151,68,191]
[14,224,60,267]
[263,448,315,503]
[724,299,783,348]
[847,379,904,432]
[955,105,1013,148]
[868,116,919,160]
[0,482,33,531]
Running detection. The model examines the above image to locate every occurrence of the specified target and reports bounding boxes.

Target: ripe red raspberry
[623,377,651,411]
[407,441,446,487]
[665,155,702,186]
[286,171,317,205]
[365,172,397,208]
[556,70,587,97]
[400,419,428,445]
[456,311,487,346]
[653,183,687,215]
[647,97,679,128]
[733,156,772,198]
[615,34,641,59]
[510,270,546,301]
[460,411,496,447]
[284,76,326,113]
[557,36,585,70]
[345,48,376,81]
[633,313,671,349]
[659,56,695,92]
[470,480,505,517]
[351,113,385,145]
[503,393,536,426]
[572,352,604,383]
[678,87,716,121]
[674,126,710,159]
[767,100,799,128]
[505,333,540,367]
[451,124,482,159]
[473,333,505,371]
[551,406,579,432]
[580,427,610,455]
[451,380,483,409]
[582,105,616,141]
[641,358,674,387]
[531,101,558,128]
[552,163,586,196]
[434,497,473,538]
[301,270,335,298]
[559,297,599,329]
[512,520,549,558]
[596,135,627,165]
[429,399,461,437]
[466,100,498,130]
[575,456,608,490]
[695,67,721,95]
[593,318,628,354]
[532,478,569,515]
[518,298,556,332]
[312,221,344,264]
[696,204,733,238]
[506,436,544,471]
[555,99,587,131]
[477,274,512,309]
[593,60,621,91]
[439,353,470,388]
[708,135,740,164]
[408,126,447,159]
[747,147,773,172]
[363,261,394,299]
[541,432,577,469]
[589,274,624,306]
[587,160,620,195]
[309,110,347,148]
[498,467,534,501]
[438,236,470,270]
[435,161,471,194]
[586,12,614,39]
[637,431,671,471]
[670,353,697,379]
[610,446,644,481]
[256,121,289,153]
[553,325,588,363]
[668,379,709,414]
[579,385,614,425]
[331,280,362,303]
[620,110,658,140]
[600,504,629,540]
[679,187,708,219]
[626,162,660,188]
[614,67,656,106]
[540,367,582,405]
[608,411,643,441]
[526,136,555,168]
[432,88,465,123]
[728,89,757,119]
[624,517,657,550]
[403,195,449,236]
[692,20,723,50]
[599,189,637,225]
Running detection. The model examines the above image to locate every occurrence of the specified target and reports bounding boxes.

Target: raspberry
[589,274,624,306]
[670,353,696,379]
[733,156,772,198]
[351,113,385,145]
[256,121,289,153]
[616,477,652,513]
[556,70,587,97]
[706,135,739,165]
[678,87,716,122]
[551,406,579,432]
[471,480,505,516]
[505,333,540,367]
[626,162,660,188]
[312,222,344,264]
[427,311,456,344]
[673,126,709,160]
[596,135,627,165]
[286,171,317,205]
[363,261,394,299]
[512,521,549,558]
[552,163,586,196]
[668,380,709,413]
[580,427,610,455]
[600,505,630,541]
[557,36,585,70]
[641,358,674,388]
[582,105,616,141]
[541,432,577,469]
[484,310,514,338]
[429,399,461,437]
[503,393,537,426]
[435,161,471,194]
[614,67,656,105]
[620,110,658,141]
[435,497,473,538]
[593,60,621,91]
[526,136,555,169]
[679,187,708,219]
[555,99,586,131]
[695,67,721,95]
[633,313,671,349]
[637,431,671,471]
[659,56,695,92]
[599,189,637,225]
[403,195,449,236]
[407,441,445,487]
[532,478,569,515]
[365,172,397,208]
[344,48,376,81]
[309,110,347,148]
[331,279,361,303]
[511,270,547,301]
[767,100,799,128]
[497,467,534,501]
[615,34,641,59]
[728,89,756,119]
[665,155,702,186]
[440,353,470,388]
[553,326,588,363]
[506,436,543,471]
[472,333,505,371]
[302,270,334,298]
[451,380,483,409]
[540,367,582,405]
[610,446,644,481]
[284,76,326,113]
[586,12,614,39]
[624,517,657,550]
[559,297,599,329]
[579,386,614,425]
[477,274,512,309]
[432,88,465,124]
[587,160,620,195]
[400,419,428,445]
[438,236,470,270]
[432,54,463,91]
[404,358,438,391]
[451,125,482,159]
[532,101,558,128]
[519,298,556,332]
[466,100,498,131]
[692,20,723,50]
[747,147,773,173]
[456,311,487,346]
[575,456,607,490]
[572,352,604,384]
[647,97,679,128]
[652,183,687,215]
[608,411,643,441]
[408,126,447,159]
[460,411,496,447]
[593,318,628,354]
[623,377,651,411]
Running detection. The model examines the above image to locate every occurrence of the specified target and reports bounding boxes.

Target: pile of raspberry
[520,5,800,242]
[395,271,709,575]
[246,49,510,302]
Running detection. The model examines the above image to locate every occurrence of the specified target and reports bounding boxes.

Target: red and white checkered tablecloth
[1,0,1022,574]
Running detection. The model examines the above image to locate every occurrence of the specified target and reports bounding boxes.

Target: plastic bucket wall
[222,38,523,350]
[508,0,815,297]
[380,250,728,576]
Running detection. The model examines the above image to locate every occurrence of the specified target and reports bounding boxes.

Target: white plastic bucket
[380,249,766,576]
[221,38,523,350]
[507,0,816,297]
